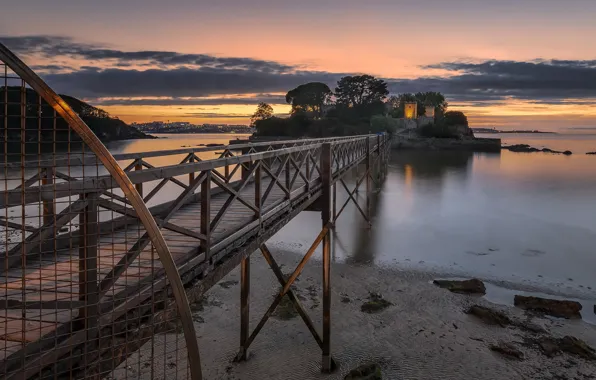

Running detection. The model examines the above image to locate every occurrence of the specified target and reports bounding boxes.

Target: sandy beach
[115,247,596,380]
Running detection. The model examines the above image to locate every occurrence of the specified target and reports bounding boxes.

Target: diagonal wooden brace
[241,223,331,351]
[259,244,323,348]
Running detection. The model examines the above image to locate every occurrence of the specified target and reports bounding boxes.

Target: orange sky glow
[2,0,596,130]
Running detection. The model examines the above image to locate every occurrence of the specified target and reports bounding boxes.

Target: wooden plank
[0,317,57,343]
[0,340,23,361]
[3,199,88,271]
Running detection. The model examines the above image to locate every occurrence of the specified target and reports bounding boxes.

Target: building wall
[417,116,434,127]
[404,103,417,119]
[425,106,435,118]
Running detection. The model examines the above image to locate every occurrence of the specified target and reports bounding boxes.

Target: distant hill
[0,87,153,156]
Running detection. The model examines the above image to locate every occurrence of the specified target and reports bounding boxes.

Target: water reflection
[391,150,474,180]
[343,151,473,264]
[271,148,596,298]
[344,180,383,265]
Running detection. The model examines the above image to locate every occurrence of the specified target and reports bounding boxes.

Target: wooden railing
[0,133,390,380]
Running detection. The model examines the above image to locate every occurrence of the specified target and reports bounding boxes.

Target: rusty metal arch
[0,42,203,379]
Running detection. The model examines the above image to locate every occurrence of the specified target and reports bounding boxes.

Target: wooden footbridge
[0,43,390,379]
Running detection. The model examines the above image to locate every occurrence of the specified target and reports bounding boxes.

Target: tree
[285,82,333,118]
[391,92,448,117]
[391,93,416,117]
[386,95,400,110]
[250,102,273,126]
[443,111,468,127]
[415,91,448,114]
[335,75,389,108]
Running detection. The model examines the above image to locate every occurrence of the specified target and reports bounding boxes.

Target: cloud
[1,35,297,73]
[94,94,286,106]
[42,66,343,99]
[3,35,596,110]
[407,60,596,101]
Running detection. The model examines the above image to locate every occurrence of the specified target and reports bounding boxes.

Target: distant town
[471,128,556,134]
[131,121,255,134]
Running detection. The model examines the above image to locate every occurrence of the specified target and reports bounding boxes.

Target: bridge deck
[1,159,309,358]
[0,134,389,380]
[0,174,296,359]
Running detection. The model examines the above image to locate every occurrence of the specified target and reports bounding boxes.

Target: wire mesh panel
[0,43,390,379]
[0,49,196,380]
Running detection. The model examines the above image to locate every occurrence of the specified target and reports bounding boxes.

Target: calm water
[269,133,596,299]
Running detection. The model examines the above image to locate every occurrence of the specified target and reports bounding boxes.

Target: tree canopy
[0,86,149,155]
[250,102,274,126]
[335,75,389,108]
[443,111,468,127]
[415,92,448,113]
[390,92,448,117]
[285,82,332,118]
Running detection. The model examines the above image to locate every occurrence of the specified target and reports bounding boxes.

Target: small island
[243,76,500,152]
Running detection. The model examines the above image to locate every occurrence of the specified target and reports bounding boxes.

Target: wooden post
[365,137,371,225]
[377,134,382,184]
[79,192,99,328]
[41,167,55,226]
[225,152,230,183]
[254,163,261,224]
[135,160,143,197]
[201,171,211,261]
[241,147,251,181]
[285,157,291,197]
[332,183,337,223]
[306,155,311,192]
[320,143,332,372]
[189,154,195,184]
[238,254,250,360]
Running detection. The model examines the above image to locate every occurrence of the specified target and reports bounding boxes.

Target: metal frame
[0,43,201,380]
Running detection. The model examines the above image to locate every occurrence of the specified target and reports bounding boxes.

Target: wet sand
[116,248,596,380]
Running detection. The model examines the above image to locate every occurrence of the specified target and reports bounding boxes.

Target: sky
[1,0,596,130]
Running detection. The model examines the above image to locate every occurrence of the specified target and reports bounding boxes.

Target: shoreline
[116,248,596,380]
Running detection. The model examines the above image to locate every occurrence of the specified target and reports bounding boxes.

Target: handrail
[5,134,375,169]
[0,135,381,207]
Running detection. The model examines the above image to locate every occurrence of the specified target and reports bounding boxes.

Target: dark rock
[490,342,524,360]
[539,338,560,357]
[503,144,541,152]
[433,278,486,295]
[344,363,382,380]
[361,293,393,314]
[587,152,596,155]
[218,280,238,289]
[516,320,547,334]
[341,295,351,303]
[206,143,224,147]
[466,305,512,327]
[559,336,596,360]
[538,336,596,360]
[514,295,582,319]
[503,144,572,155]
